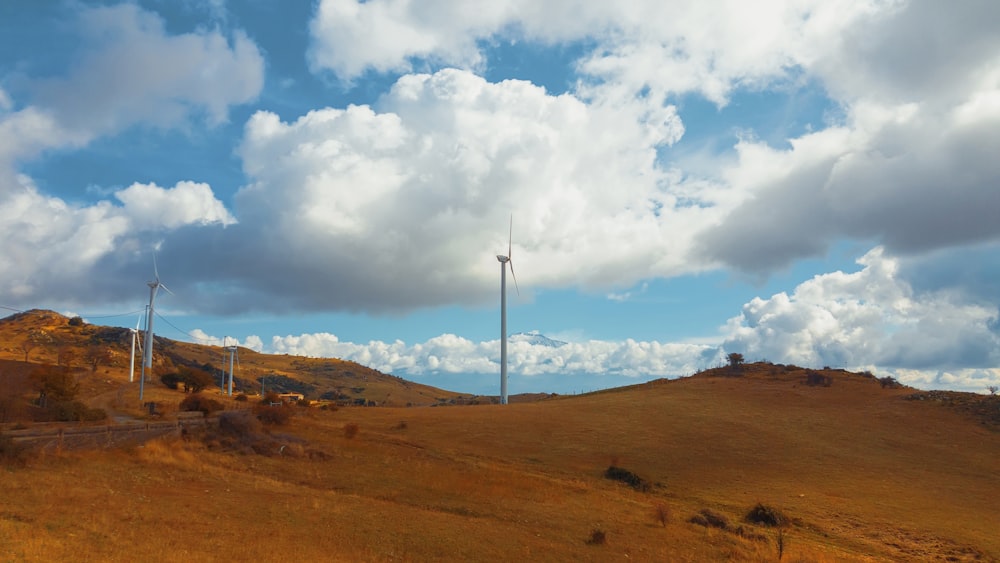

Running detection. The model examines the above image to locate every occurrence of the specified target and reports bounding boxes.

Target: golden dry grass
[3,366,999,562]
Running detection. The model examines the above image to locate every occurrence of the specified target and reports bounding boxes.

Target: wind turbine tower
[227,343,238,396]
[496,217,518,405]
[128,315,141,383]
[139,259,170,402]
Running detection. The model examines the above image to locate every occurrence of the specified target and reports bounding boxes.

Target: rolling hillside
[0,309,472,410]
[1,310,999,561]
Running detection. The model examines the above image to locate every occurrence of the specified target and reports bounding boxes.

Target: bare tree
[19,339,36,363]
[85,345,105,372]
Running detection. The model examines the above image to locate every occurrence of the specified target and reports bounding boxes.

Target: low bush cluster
[179,394,224,415]
[0,434,30,467]
[45,401,107,422]
[879,376,901,389]
[604,465,650,492]
[804,371,832,387]
[745,503,786,527]
[585,529,606,545]
[253,402,292,426]
[688,508,729,529]
[205,410,327,459]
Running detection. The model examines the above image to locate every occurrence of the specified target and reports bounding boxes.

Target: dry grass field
[2,311,999,561]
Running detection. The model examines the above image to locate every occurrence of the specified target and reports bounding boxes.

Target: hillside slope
[2,361,998,561]
[0,309,465,408]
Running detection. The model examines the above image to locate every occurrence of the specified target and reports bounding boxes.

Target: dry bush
[585,529,606,545]
[879,376,901,389]
[344,422,359,439]
[604,465,650,492]
[47,400,107,422]
[804,371,832,387]
[179,394,224,415]
[134,436,202,467]
[219,410,263,438]
[689,508,729,530]
[733,525,770,542]
[745,502,786,527]
[0,433,30,467]
[253,403,292,426]
[653,502,672,527]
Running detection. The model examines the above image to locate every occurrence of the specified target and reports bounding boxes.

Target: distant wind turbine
[226,338,239,396]
[139,255,171,402]
[496,216,519,405]
[128,315,142,383]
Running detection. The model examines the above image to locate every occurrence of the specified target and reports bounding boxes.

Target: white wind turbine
[139,256,171,402]
[496,216,519,405]
[128,315,142,383]
[224,337,239,397]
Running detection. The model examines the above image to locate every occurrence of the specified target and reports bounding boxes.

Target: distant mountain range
[509,331,567,347]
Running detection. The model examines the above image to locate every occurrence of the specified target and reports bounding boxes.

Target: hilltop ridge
[0,308,466,408]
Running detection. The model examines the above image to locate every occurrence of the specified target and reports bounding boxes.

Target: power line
[77,309,147,320]
[153,310,221,345]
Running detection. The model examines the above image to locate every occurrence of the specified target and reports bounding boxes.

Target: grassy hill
[1,310,999,561]
[0,309,469,411]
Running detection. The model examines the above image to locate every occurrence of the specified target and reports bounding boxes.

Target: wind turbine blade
[508,215,513,260]
[153,252,160,281]
[508,260,519,296]
[507,214,518,295]
[159,283,174,296]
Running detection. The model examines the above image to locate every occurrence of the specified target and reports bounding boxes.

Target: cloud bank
[257,247,998,393]
[1,1,998,394]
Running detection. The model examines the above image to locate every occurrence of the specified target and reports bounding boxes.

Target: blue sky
[2,0,999,395]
